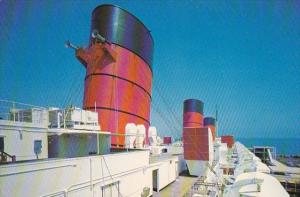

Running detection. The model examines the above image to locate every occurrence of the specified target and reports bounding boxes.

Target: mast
[215,104,218,137]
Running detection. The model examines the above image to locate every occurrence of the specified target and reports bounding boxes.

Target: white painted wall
[0,150,180,197]
[0,120,48,161]
[208,127,214,164]
[186,160,209,176]
[150,156,178,190]
[219,143,229,166]
[177,154,187,173]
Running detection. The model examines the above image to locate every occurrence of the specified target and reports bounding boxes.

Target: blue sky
[0,0,299,139]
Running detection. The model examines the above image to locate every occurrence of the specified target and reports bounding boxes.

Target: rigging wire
[101,156,124,197]
[62,43,183,141]
[152,82,181,128]
[131,63,183,137]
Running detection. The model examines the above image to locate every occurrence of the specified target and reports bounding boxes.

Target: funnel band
[85,73,152,99]
[85,106,150,124]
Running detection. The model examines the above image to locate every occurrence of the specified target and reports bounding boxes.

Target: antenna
[215,104,218,121]
[215,104,218,137]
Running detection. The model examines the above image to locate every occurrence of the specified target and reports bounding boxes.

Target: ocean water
[236,138,300,156]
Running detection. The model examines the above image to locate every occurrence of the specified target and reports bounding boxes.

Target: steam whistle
[65,40,88,66]
[65,40,78,50]
[91,30,116,61]
[66,36,116,68]
[91,30,107,44]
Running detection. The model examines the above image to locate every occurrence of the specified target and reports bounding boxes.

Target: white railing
[0,99,47,124]
[0,99,100,129]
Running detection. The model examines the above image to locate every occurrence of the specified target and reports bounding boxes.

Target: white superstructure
[0,101,290,197]
[185,141,289,197]
[223,171,289,197]
[0,102,184,197]
[0,119,48,161]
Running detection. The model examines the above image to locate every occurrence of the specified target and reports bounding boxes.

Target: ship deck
[270,159,300,174]
[150,153,177,163]
[0,149,149,166]
[153,175,198,197]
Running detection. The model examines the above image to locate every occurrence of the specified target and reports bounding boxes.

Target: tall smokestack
[221,135,234,148]
[183,127,214,176]
[76,5,154,147]
[183,99,204,127]
[204,117,216,141]
[183,99,214,176]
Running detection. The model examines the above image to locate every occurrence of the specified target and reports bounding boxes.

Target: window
[101,181,120,197]
[34,140,42,156]
[0,137,4,152]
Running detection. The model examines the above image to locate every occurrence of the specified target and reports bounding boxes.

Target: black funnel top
[91,4,154,68]
[183,99,204,114]
[204,117,216,126]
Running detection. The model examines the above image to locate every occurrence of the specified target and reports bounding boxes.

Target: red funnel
[76,5,153,147]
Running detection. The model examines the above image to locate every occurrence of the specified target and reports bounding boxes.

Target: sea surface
[236,138,300,156]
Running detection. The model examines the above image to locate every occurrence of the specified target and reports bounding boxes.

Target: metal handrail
[0,151,16,163]
[0,99,46,109]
